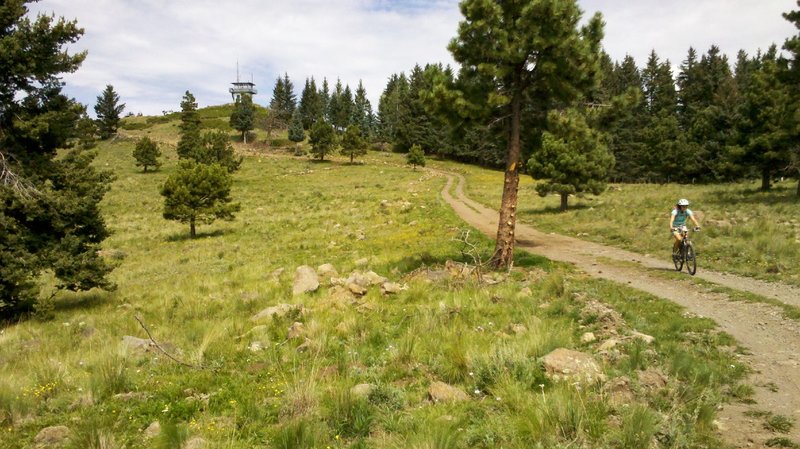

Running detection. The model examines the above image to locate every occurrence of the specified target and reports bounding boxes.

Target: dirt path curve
[438,171,800,447]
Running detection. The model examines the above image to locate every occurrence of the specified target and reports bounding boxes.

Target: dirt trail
[439,171,800,447]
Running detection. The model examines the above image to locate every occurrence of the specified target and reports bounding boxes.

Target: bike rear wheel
[685,243,697,275]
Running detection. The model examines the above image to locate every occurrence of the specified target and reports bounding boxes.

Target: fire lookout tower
[229,64,256,101]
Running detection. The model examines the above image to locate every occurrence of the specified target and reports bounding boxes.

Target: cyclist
[670,198,701,258]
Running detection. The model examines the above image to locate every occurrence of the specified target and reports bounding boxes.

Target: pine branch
[134,314,208,370]
[0,151,39,198]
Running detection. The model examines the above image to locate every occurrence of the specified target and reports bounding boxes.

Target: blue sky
[27,0,798,116]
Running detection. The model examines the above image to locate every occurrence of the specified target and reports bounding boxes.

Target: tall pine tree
[94,84,125,139]
[177,91,202,159]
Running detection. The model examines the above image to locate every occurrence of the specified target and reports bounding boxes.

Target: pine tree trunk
[351,154,354,164]
[490,85,522,269]
[560,192,568,211]
[243,131,247,144]
[761,168,771,191]
[796,174,799,198]
[190,218,196,239]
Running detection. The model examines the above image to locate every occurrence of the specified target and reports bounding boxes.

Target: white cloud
[27,0,797,115]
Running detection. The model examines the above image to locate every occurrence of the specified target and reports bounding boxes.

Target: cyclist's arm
[690,214,700,228]
[669,212,676,229]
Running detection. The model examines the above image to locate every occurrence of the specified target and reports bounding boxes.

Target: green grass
[431,159,800,286]
[0,116,756,448]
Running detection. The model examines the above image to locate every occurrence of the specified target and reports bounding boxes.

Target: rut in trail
[438,171,800,447]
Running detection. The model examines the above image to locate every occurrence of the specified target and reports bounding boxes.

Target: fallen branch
[134,314,207,370]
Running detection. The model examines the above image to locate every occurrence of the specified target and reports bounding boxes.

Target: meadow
[431,161,800,286]
[0,114,771,448]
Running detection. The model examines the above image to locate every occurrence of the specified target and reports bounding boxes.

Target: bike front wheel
[685,243,697,275]
[673,247,684,271]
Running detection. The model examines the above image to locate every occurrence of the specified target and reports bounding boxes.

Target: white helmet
[677,198,690,206]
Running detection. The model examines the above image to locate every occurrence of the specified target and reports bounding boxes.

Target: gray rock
[144,421,160,438]
[428,381,469,403]
[354,258,369,267]
[248,341,264,352]
[509,323,528,335]
[121,336,154,353]
[380,282,406,295]
[347,283,368,296]
[581,332,597,343]
[317,263,338,282]
[112,392,146,402]
[364,271,388,285]
[288,322,305,340]
[184,436,207,449]
[598,339,619,351]
[250,304,298,322]
[541,348,604,383]
[638,369,668,391]
[351,383,373,397]
[631,331,655,344]
[34,425,71,446]
[292,266,319,295]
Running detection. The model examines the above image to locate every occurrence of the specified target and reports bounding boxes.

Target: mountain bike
[672,226,699,275]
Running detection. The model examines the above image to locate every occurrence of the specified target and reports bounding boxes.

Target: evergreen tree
[739,46,792,191]
[288,108,305,143]
[161,161,240,238]
[319,78,331,122]
[269,73,296,126]
[782,1,800,196]
[193,130,242,173]
[353,80,374,138]
[341,125,367,163]
[406,144,426,169]
[377,73,410,144]
[602,56,648,181]
[177,91,202,159]
[132,136,161,172]
[94,84,125,139]
[230,93,254,143]
[299,77,323,129]
[1,0,113,316]
[446,0,604,267]
[309,120,337,161]
[640,51,683,181]
[528,109,614,211]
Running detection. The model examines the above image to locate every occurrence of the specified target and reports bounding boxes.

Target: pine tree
[739,46,792,191]
[1,0,113,316]
[94,84,125,139]
[528,109,614,211]
[161,161,240,238]
[132,136,161,172]
[299,77,323,129]
[230,93,254,143]
[269,73,296,126]
[309,121,337,161]
[782,1,800,196]
[177,91,202,159]
[288,108,305,143]
[194,130,242,173]
[341,125,367,163]
[353,80,374,138]
[406,144,426,169]
[446,0,604,267]
[319,78,331,122]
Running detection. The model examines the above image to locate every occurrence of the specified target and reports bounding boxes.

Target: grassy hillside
[433,161,800,286]
[0,112,765,448]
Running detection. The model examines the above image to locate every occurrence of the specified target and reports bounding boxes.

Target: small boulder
[581,332,597,343]
[364,271,388,286]
[287,322,305,340]
[121,336,154,354]
[347,283,368,296]
[509,323,528,335]
[144,421,160,439]
[350,383,374,398]
[248,341,264,352]
[380,282,406,295]
[293,266,319,295]
[541,348,604,383]
[317,263,338,282]
[630,331,655,344]
[638,369,668,392]
[605,376,634,405]
[34,425,71,446]
[184,436,207,449]
[428,381,469,403]
[355,257,369,267]
[250,304,299,322]
[598,339,619,351]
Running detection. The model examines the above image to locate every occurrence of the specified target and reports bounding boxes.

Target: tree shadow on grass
[704,184,799,206]
[166,229,232,242]
[383,251,469,275]
[520,203,594,216]
[54,290,115,313]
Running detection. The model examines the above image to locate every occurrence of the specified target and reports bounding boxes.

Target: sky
[27,0,798,117]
